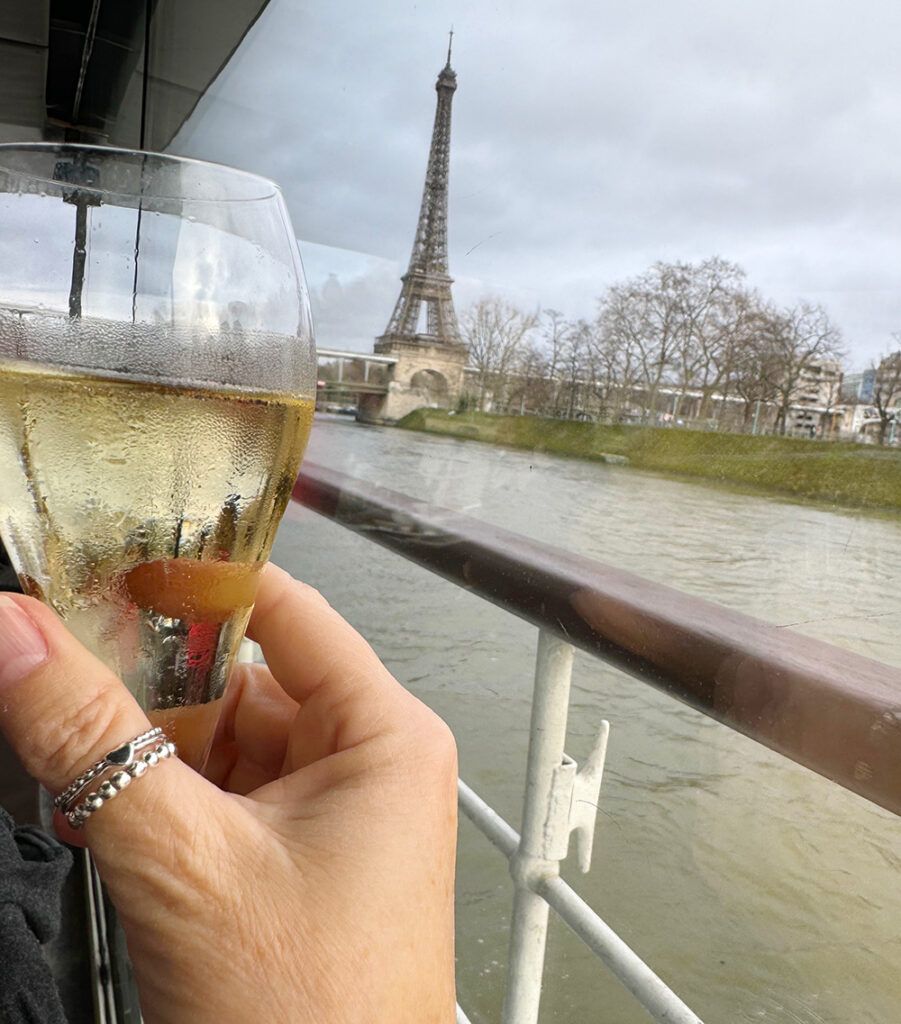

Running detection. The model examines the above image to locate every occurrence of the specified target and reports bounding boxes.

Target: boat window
[2,1,899,1021]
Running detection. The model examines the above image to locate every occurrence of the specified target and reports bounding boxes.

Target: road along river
[271,415,901,1024]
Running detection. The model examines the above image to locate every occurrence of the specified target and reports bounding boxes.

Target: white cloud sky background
[172,0,901,366]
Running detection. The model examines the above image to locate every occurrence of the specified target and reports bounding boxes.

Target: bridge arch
[320,341,468,422]
[410,368,450,407]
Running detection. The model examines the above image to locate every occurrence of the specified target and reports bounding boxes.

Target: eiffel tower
[376,34,465,354]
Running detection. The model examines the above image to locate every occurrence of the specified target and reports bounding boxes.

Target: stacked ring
[54,728,178,830]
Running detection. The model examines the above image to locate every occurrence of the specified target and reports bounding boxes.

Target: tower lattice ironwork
[378,36,463,347]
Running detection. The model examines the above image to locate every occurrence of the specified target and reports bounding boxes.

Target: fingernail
[0,596,50,690]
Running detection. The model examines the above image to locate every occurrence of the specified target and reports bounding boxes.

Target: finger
[52,808,85,847]
[211,747,281,796]
[246,566,430,779]
[0,594,218,864]
[247,564,395,704]
[0,594,150,793]
[204,662,296,791]
[247,565,409,750]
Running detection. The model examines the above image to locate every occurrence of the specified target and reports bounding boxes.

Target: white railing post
[502,629,575,1024]
[459,778,704,1024]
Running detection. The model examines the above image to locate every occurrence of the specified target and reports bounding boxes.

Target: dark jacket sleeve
[0,808,72,1024]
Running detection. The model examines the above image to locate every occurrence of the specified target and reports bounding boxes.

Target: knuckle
[403,704,458,777]
[41,688,135,783]
[286,575,332,611]
[297,580,329,604]
[428,716,458,775]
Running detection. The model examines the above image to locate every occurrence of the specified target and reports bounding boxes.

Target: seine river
[271,415,901,1024]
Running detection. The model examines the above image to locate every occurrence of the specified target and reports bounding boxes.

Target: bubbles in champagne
[0,340,314,770]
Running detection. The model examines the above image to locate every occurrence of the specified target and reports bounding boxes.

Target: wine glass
[0,144,316,771]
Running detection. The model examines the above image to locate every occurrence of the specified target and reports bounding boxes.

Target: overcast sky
[173,0,901,367]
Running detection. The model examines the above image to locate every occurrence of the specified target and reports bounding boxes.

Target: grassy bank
[397,409,901,512]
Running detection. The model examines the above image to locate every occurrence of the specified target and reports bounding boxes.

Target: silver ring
[54,727,164,811]
[55,729,178,830]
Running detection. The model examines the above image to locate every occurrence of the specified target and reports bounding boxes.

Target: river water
[271,415,901,1024]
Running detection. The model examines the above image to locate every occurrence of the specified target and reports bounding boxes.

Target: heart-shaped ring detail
[106,741,135,766]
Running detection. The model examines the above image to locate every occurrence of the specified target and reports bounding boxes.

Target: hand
[0,565,458,1023]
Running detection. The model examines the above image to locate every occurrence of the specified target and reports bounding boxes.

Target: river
[271,415,901,1024]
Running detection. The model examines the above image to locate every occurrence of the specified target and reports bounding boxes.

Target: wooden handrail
[293,462,901,817]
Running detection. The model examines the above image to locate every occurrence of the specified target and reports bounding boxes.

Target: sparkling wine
[0,359,314,768]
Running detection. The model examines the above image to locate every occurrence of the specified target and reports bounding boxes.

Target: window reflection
[172,3,900,1022]
[2,1,900,1021]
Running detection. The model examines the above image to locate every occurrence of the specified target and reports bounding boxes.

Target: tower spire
[446,27,453,68]
[376,42,463,347]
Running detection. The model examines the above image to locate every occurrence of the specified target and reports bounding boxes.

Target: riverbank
[397,409,901,512]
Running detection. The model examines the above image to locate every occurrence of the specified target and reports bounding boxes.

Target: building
[787,359,843,436]
[842,368,877,404]
[839,358,901,444]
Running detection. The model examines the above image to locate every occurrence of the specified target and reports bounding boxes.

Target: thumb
[0,593,218,868]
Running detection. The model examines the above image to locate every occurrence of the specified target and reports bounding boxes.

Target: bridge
[317,347,396,399]
[316,344,468,420]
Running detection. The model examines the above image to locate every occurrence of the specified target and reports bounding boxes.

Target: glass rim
[0,143,282,205]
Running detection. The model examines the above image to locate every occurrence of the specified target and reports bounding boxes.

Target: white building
[787,360,843,436]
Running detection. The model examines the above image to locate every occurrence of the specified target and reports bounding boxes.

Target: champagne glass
[0,144,316,771]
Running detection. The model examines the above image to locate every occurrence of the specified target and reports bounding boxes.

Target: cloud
[172,0,901,366]
[302,240,535,352]
[303,244,400,352]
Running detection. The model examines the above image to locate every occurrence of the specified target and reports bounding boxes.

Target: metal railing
[290,462,901,1023]
[456,633,699,1024]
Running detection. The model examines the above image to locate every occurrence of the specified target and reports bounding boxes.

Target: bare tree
[463,297,538,412]
[508,341,551,415]
[557,319,593,419]
[765,303,844,435]
[871,347,901,445]
[682,267,767,423]
[598,260,735,422]
[618,264,684,420]
[538,308,569,415]
[586,305,640,421]
[666,258,746,420]
[726,303,783,431]
[458,258,850,439]
[706,287,764,424]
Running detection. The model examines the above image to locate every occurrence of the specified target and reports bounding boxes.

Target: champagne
[0,359,314,768]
